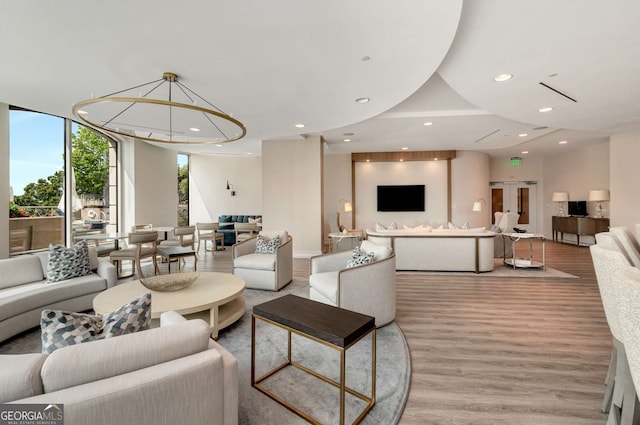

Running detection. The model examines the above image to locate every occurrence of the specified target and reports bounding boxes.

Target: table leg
[340,348,346,425]
[251,315,256,384]
[210,306,219,339]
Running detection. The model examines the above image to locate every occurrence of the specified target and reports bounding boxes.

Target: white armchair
[232,230,293,291]
[309,240,396,327]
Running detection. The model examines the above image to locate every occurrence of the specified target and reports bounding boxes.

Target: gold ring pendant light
[72,72,246,145]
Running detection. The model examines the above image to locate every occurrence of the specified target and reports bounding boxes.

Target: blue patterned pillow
[347,251,374,268]
[255,234,280,254]
[40,293,152,354]
[47,240,91,283]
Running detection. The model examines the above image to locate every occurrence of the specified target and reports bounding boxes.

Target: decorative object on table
[588,189,610,218]
[551,191,569,216]
[140,271,199,292]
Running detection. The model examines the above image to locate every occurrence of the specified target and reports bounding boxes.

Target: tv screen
[377,185,425,212]
[568,200,587,216]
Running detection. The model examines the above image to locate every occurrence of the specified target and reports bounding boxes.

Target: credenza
[552,216,610,246]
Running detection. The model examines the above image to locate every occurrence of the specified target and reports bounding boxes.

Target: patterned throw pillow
[47,240,91,283]
[40,293,151,354]
[347,251,374,268]
[255,234,280,254]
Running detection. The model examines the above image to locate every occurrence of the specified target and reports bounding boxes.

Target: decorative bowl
[140,271,199,292]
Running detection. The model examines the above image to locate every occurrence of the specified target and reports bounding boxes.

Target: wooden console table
[552,216,609,246]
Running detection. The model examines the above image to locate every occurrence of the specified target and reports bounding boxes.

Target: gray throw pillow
[47,240,91,282]
[255,234,280,254]
[347,251,374,268]
[40,293,151,354]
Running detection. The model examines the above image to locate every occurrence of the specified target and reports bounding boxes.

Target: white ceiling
[2,0,638,159]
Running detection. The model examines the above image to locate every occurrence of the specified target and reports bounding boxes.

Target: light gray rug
[0,278,412,425]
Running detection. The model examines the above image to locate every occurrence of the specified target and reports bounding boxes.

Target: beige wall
[262,137,324,257]
[610,132,640,230]
[323,153,352,239]
[190,155,262,223]
[0,103,9,258]
[451,151,490,228]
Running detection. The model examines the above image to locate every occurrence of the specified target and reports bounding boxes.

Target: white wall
[354,160,448,230]
[120,139,179,231]
[541,141,609,240]
[610,132,640,230]
[0,103,9,258]
[451,151,490,228]
[190,155,262,223]
[262,137,324,257]
[323,153,352,237]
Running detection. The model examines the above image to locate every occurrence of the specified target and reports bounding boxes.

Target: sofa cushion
[309,271,340,303]
[255,234,280,254]
[40,318,211,393]
[0,353,47,403]
[47,241,91,282]
[40,293,151,354]
[0,255,44,289]
[360,240,393,261]
[234,253,276,271]
[0,273,108,322]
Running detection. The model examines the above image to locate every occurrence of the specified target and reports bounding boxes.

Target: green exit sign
[511,157,522,166]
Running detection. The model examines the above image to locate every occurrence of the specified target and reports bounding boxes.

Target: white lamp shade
[551,191,569,202]
[588,189,610,202]
[472,201,482,212]
[344,202,353,213]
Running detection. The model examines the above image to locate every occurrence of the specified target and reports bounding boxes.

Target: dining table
[73,232,130,250]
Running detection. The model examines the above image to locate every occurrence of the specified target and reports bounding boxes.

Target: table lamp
[551,192,569,216]
[588,189,609,218]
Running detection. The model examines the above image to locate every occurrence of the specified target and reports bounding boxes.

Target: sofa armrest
[275,236,293,284]
[96,258,117,288]
[232,237,257,259]
[310,250,353,274]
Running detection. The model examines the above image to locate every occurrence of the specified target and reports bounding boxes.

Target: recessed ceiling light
[189,127,200,132]
[518,133,528,137]
[521,151,529,154]
[216,144,223,147]
[559,140,568,144]
[366,159,370,163]
[538,107,554,113]
[399,158,404,162]
[434,158,438,161]
[295,123,305,128]
[423,122,433,126]
[77,110,88,115]
[343,139,351,142]
[246,152,253,155]
[355,97,370,104]
[401,147,409,150]
[494,73,513,82]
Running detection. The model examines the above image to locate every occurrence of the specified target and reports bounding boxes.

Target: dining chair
[234,222,258,243]
[196,222,224,252]
[158,226,196,249]
[110,231,159,278]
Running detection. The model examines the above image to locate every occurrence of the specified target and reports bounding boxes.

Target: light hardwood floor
[182,240,609,424]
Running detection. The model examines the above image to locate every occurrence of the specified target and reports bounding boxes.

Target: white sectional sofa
[0,248,117,343]
[1,312,238,425]
[366,228,496,273]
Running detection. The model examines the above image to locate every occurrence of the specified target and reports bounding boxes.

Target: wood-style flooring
[187,240,609,424]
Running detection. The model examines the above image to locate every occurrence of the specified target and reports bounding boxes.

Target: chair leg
[605,346,619,413]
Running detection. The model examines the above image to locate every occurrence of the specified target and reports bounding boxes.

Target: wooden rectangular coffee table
[251,294,376,425]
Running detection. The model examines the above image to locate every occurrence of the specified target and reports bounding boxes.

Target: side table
[502,233,546,270]
[252,294,376,425]
[329,231,363,253]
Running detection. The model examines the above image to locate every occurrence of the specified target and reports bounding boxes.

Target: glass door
[490,181,537,232]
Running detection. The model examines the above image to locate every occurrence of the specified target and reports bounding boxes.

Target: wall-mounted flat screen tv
[377,185,425,212]
[568,200,587,216]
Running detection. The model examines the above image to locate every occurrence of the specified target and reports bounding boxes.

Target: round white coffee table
[93,272,246,338]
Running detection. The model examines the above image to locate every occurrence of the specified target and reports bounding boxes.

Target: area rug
[397,259,578,279]
[0,278,412,425]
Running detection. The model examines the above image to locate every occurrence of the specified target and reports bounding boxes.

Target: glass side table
[502,233,546,270]
[328,231,363,252]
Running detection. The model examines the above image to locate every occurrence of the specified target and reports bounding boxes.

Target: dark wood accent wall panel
[351,150,456,163]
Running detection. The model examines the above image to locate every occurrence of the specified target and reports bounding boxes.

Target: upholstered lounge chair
[232,230,293,291]
[309,240,396,327]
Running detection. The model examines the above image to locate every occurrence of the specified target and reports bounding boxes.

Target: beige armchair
[309,240,396,327]
[232,230,292,291]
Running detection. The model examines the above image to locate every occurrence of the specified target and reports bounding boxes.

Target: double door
[490,181,537,233]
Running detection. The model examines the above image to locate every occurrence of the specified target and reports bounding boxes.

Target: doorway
[490,181,537,233]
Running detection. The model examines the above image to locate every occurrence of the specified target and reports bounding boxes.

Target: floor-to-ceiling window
[9,107,118,255]
[178,154,189,226]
